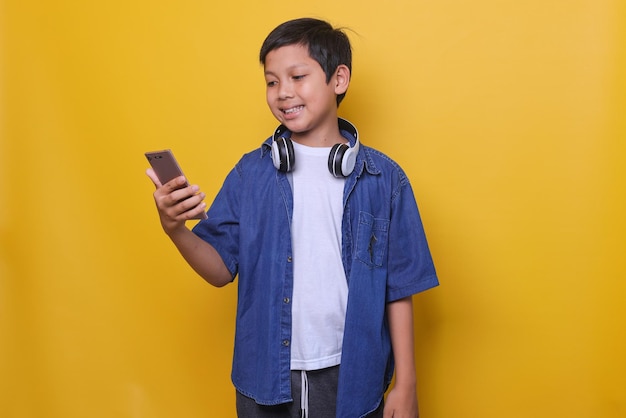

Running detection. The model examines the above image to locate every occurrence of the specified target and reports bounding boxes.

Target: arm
[384,296,419,418]
[147,169,232,287]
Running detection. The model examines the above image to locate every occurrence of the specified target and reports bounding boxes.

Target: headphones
[270,118,360,178]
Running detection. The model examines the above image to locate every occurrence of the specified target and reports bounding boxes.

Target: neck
[291,127,345,148]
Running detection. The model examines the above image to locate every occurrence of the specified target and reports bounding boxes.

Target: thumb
[146,168,163,189]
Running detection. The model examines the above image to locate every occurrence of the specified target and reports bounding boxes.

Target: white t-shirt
[289,141,348,371]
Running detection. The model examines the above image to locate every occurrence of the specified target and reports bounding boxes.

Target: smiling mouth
[282,105,304,115]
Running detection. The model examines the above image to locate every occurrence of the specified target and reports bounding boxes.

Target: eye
[292,74,306,81]
[266,80,278,87]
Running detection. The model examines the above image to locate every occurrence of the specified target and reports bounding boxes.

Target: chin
[280,118,304,131]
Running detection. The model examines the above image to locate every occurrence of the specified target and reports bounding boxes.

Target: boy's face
[264,44,349,143]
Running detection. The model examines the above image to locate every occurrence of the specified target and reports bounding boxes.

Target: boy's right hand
[146,168,208,235]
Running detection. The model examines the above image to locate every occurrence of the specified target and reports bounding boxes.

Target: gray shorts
[235,366,384,417]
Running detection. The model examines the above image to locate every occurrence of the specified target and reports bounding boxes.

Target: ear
[333,64,351,95]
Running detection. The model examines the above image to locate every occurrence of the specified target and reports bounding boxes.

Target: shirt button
[283,297,290,304]
[282,339,290,347]
[287,256,292,262]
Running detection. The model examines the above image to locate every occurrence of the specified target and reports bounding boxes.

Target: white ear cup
[328,143,347,177]
[328,138,359,177]
[341,144,358,176]
[271,136,295,172]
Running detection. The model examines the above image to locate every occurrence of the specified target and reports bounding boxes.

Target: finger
[179,193,208,220]
[164,185,202,207]
[162,175,189,193]
[186,202,208,220]
[173,189,205,212]
[169,196,207,221]
[146,168,163,189]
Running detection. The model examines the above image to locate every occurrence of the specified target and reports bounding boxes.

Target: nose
[277,81,293,100]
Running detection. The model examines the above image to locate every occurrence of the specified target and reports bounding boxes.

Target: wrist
[164,222,190,238]
[394,380,417,392]
[393,372,417,390]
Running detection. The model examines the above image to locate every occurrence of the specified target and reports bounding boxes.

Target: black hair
[259,18,352,106]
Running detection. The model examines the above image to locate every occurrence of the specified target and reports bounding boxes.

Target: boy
[147,18,438,418]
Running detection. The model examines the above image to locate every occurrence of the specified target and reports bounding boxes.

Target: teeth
[284,106,303,114]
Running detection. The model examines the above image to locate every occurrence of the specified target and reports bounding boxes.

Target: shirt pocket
[356,211,390,268]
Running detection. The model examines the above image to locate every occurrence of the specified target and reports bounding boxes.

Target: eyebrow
[264,63,310,76]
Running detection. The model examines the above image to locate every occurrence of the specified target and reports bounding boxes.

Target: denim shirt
[192,122,439,418]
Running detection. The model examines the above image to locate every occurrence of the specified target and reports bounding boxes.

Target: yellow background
[1,0,625,417]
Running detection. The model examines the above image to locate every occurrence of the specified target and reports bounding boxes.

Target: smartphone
[145,149,207,220]
[145,149,189,186]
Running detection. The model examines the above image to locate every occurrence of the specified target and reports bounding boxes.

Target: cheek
[301,81,331,104]
[265,92,281,117]
[266,90,276,108]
